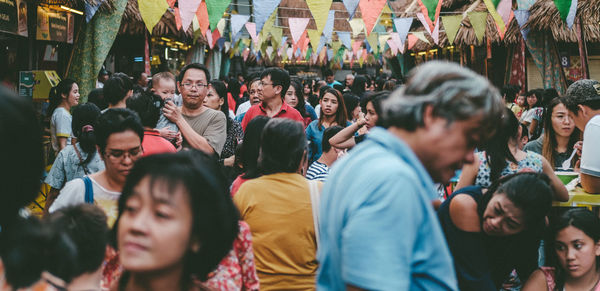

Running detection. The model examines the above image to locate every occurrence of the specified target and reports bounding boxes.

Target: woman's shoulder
[447,187,483,232]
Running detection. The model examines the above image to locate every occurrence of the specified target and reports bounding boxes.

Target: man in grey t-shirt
[163,64,226,156]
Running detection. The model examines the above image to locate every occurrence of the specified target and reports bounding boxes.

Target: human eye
[555,244,565,251]
[155,206,173,219]
[109,150,124,158]
[574,242,583,249]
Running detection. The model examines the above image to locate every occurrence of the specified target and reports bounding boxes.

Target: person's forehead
[182,68,207,81]
[155,79,175,89]
[106,131,141,148]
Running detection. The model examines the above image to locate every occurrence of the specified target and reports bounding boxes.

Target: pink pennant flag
[289,18,310,45]
[387,39,398,55]
[352,40,362,56]
[359,0,388,35]
[243,49,250,61]
[167,0,176,8]
[390,32,402,47]
[497,0,512,26]
[245,22,259,46]
[416,13,440,44]
[206,29,214,49]
[362,48,368,61]
[179,0,202,32]
[174,7,182,30]
[407,34,418,49]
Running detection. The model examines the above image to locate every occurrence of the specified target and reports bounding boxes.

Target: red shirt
[142,130,177,156]
[241,101,304,131]
[227,92,237,112]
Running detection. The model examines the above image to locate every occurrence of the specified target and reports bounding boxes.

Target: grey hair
[382,61,504,141]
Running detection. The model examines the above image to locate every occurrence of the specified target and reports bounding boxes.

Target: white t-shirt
[235,101,252,116]
[50,107,72,152]
[581,115,600,177]
[49,176,121,226]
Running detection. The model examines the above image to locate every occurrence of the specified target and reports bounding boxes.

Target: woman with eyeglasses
[50,109,145,227]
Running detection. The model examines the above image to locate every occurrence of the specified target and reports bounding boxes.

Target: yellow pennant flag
[441,15,462,45]
[367,32,378,53]
[349,18,365,38]
[138,0,169,33]
[306,0,333,34]
[270,27,283,48]
[378,34,390,51]
[331,40,341,54]
[307,29,321,50]
[260,9,278,45]
[217,18,226,35]
[468,11,487,44]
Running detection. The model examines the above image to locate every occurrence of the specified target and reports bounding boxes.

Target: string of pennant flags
[129,0,578,66]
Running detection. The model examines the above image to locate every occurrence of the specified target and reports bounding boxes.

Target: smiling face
[551,103,575,138]
[118,176,195,274]
[178,68,208,110]
[319,92,339,117]
[555,226,600,279]
[527,94,538,107]
[64,83,80,107]
[482,193,526,236]
[203,86,223,110]
[284,85,298,107]
[101,130,142,186]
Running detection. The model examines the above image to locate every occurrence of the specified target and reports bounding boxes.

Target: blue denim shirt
[317,127,458,291]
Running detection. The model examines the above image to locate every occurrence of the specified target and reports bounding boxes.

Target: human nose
[566,247,576,260]
[128,209,150,234]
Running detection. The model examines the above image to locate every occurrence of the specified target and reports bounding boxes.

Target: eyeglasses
[181,82,208,90]
[259,82,277,87]
[105,146,143,162]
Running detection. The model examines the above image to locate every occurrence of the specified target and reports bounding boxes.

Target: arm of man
[163,101,216,154]
[541,157,569,201]
[580,121,600,194]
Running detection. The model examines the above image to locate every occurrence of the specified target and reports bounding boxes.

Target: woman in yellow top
[234,118,318,290]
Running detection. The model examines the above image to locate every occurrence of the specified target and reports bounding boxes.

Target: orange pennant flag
[195,0,209,37]
[358,0,388,36]
[407,34,418,49]
[174,7,182,30]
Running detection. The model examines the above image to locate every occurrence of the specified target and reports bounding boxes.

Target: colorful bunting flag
[178,0,201,32]
[174,7,182,30]
[417,0,442,31]
[413,31,430,44]
[407,34,418,49]
[195,1,209,36]
[254,0,281,33]
[217,18,226,35]
[517,0,536,9]
[553,0,577,28]
[352,40,362,56]
[306,0,333,34]
[337,31,352,49]
[358,0,388,36]
[270,27,283,48]
[483,0,510,39]
[387,39,398,55]
[322,10,336,41]
[84,0,103,23]
[513,10,530,40]
[366,33,378,53]
[245,22,259,46]
[416,13,440,44]
[138,0,169,33]
[349,18,365,38]
[468,11,488,44]
[441,15,462,44]
[307,29,321,50]
[343,0,360,20]
[206,0,231,31]
[231,14,250,41]
[378,34,390,51]
[393,18,413,46]
[289,18,310,45]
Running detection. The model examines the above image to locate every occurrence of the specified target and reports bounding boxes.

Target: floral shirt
[45,143,105,190]
[205,221,259,291]
[221,118,244,160]
[475,151,543,188]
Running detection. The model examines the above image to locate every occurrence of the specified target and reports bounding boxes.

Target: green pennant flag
[468,11,487,44]
[67,0,127,102]
[305,47,312,61]
[441,15,462,45]
[270,27,283,48]
[206,0,231,31]
[307,29,321,50]
[367,33,379,53]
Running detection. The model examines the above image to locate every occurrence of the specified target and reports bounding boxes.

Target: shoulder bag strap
[308,180,321,249]
[73,145,90,175]
[82,176,94,204]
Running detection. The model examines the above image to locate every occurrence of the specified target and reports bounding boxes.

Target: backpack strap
[82,176,94,204]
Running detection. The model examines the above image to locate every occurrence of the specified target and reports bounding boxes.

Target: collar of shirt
[144,129,161,136]
[258,100,290,117]
[367,127,437,199]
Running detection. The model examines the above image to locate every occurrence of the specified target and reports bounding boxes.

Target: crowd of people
[2,60,600,291]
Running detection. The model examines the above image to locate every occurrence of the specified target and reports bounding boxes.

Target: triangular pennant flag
[359,0,388,36]
[231,14,250,40]
[416,0,442,31]
[217,37,226,50]
[367,33,378,53]
[553,0,577,28]
[441,15,462,44]
[378,34,390,51]
[206,29,214,49]
[224,41,231,52]
[307,29,321,50]
[468,11,488,44]
[390,32,402,48]
[337,32,352,49]
[416,13,440,44]
[206,0,231,31]
[349,18,365,38]
[343,0,360,20]
[270,27,283,48]
[301,31,310,52]
[413,31,430,44]
[212,29,220,47]
[174,7,182,30]
[289,18,310,45]
[217,18,226,35]
[393,18,413,45]
[352,40,362,55]
[331,41,341,54]
[483,0,506,38]
[195,1,210,36]
[327,48,334,60]
[373,24,387,33]
[387,39,398,55]
[407,34,418,49]
[513,10,530,40]
[166,0,175,8]
[496,0,512,27]
[84,0,102,22]
[517,0,536,10]
[259,8,278,43]
[138,0,169,33]
[254,0,282,33]
[178,0,201,32]
[358,54,365,66]
[245,22,259,46]
[322,10,336,41]
[266,46,274,59]
[316,36,327,54]
[306,0,333,34]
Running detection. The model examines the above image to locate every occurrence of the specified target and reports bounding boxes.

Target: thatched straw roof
[524,0,600,43]
[451,0,502,46]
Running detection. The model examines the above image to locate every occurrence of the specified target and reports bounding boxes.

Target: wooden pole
[575,15,589,79]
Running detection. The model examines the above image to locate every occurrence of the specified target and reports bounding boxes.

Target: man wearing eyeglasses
[163,63,227,156]
[241,67,303,131]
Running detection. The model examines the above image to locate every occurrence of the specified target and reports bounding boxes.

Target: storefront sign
[0,0,17,34]
[19,71,34,97]
[36,6,73,43]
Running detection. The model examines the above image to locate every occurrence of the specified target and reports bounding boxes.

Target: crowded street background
[2,0,600,290]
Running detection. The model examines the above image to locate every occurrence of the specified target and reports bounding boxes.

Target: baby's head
[151,72,176,101]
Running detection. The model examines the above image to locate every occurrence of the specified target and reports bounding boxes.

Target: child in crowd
[511,94,526,119]
[523,208,600,291]
[151,71,181,144]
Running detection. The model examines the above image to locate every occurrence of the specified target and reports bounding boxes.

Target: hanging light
[60,5,83,15]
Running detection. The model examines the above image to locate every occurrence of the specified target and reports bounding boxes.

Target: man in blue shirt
[317,61,504,291]
[324,69,343,88]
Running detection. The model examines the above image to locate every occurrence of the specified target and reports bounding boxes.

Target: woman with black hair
[112,150,240,291]
[285,80,318,127]
[456,107,568,202]
[350,75,367,99]
[48,79,80,153]
[343,93,361,123]
[205,80,244,172]
[306,88,349,163]
[439,172,555,290]
[230,116,270,196]
[45,103,105,213]
[521,89,544,137]
[227,77,242,113]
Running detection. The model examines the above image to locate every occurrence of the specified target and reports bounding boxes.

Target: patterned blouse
[475,151,543,188]
[221,118,244,160]
[45,143,105,189]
